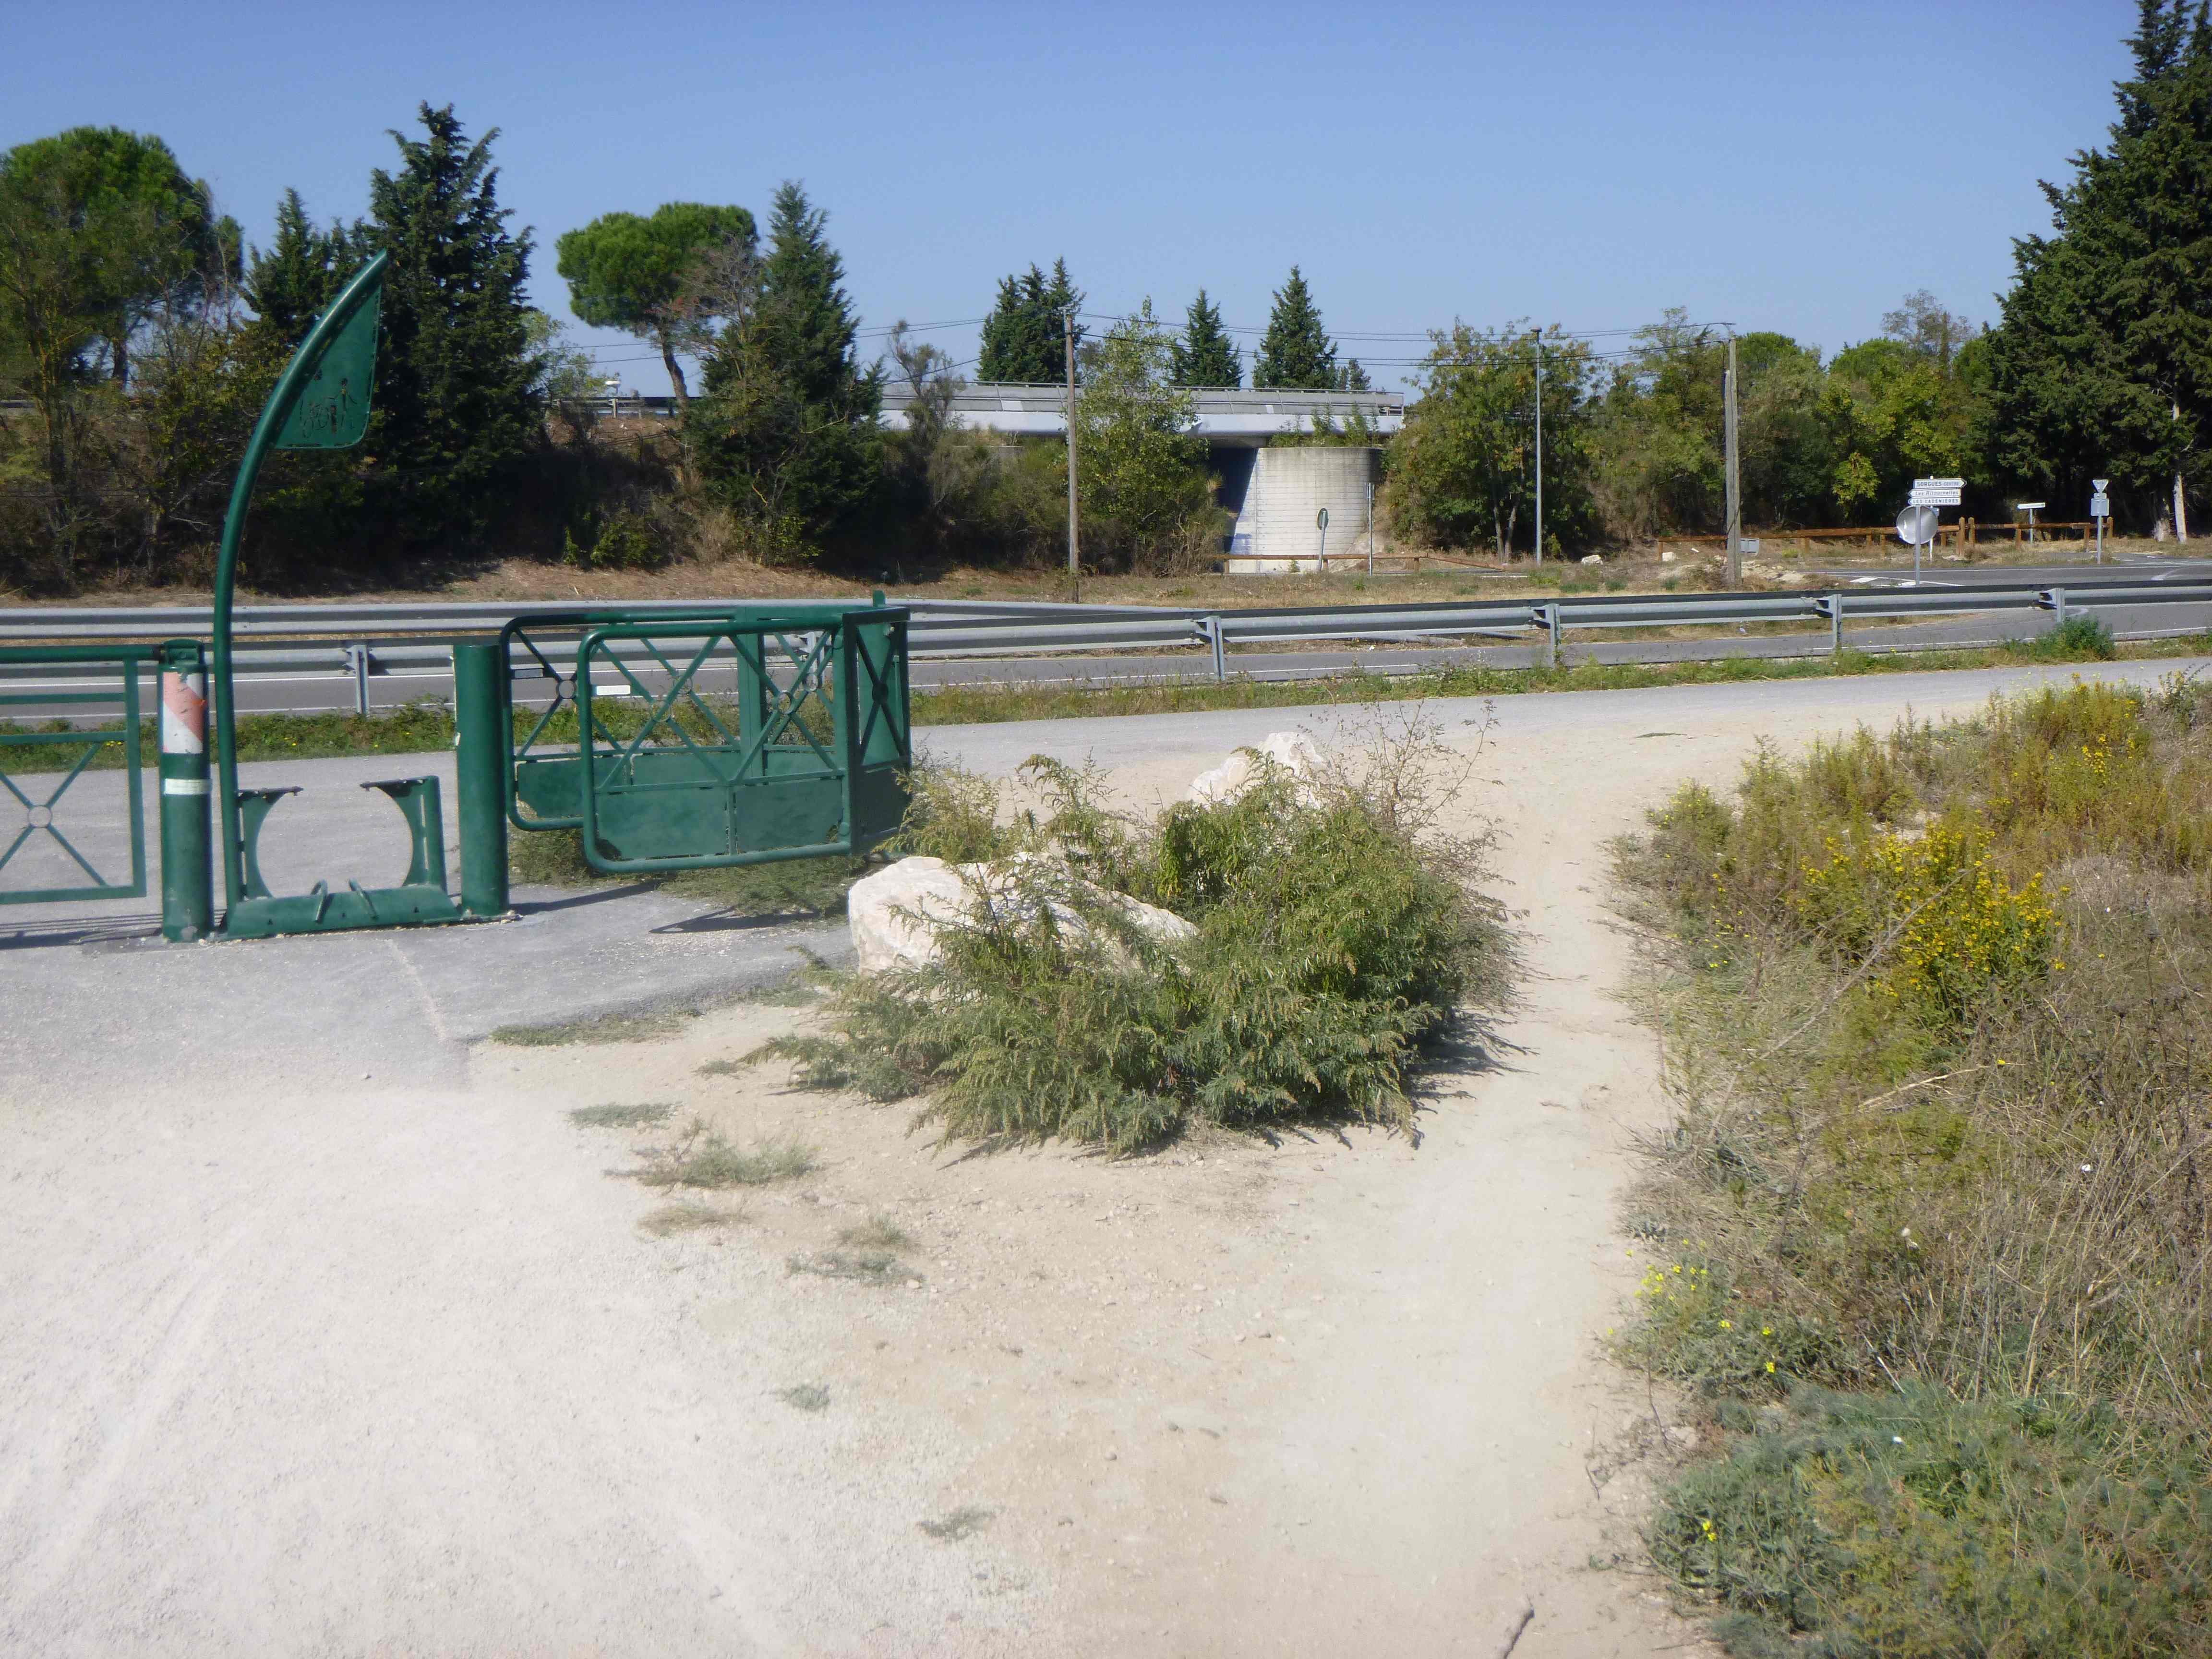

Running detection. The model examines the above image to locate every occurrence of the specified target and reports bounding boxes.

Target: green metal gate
[0,646,150,904]
[500,602,911,872]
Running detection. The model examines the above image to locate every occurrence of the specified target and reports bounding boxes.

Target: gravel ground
[4,657,2203,1656]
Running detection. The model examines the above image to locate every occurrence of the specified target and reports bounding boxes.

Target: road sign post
[2091,478,2111,563]
[2016,501,2046,545]
[1905,479,1961,576]
[1315,505,1329,571]
[1896,504,1939,581]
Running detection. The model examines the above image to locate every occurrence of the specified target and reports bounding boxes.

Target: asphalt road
[1811,552,2212,586]
[9,590,2212,724]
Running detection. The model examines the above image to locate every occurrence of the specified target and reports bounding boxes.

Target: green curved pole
[210,250,387,921]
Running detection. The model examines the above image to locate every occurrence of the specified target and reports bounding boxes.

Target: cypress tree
[363,104,540,540]
[1171,289,1240,387]
[696,181,881,561]
[243,188,364,349]
[1253,266,1338,390]
[1983,0,2212,532]
[978,258,1082,382]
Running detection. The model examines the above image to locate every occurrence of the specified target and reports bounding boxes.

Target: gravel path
[4,658,2202,1656]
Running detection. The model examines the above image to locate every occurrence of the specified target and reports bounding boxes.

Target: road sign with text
[1908,477,1964,508]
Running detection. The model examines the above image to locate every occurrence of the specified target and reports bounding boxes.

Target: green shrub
[766,730,1512,1151]
[2036,612,2117,660]
[1651,1388,2212,1658]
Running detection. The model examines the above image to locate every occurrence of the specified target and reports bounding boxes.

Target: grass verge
[1612,671,2212,1655]
[757,709,1514,1152]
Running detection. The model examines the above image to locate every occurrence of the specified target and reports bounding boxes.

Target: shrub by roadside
[1612,673,2212,1655]
[758,715,1515,1152]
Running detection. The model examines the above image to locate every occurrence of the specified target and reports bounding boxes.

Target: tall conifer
[979,259,1082,382]
[1171,289,1240,387]
[1983,0,2212,531]
[364,104,539,538]
[696,181,880,561]
[1253,266,1337,390]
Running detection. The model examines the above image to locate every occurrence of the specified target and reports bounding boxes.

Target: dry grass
[632,1121,819,1190]
[786,1250,907,1283]
[916,1505,994,1541]
[568,1102,677,1129]
[1613,673,2212,1654]
[489,1008,688,1047]
[637,1202,745,1237]
[836,1214,913,1251]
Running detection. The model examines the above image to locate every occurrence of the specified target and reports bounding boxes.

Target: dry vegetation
[1613,673,2212,1656]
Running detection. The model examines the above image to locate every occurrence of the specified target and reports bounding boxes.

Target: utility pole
[1064,309,1080,576]
[1723,336,1743,585]
[1533,334,1544,566]
[2176,401,2191,543]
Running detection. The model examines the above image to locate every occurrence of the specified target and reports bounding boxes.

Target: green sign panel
[274,289,380,450]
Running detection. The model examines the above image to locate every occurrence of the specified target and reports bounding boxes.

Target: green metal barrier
[499,601,910,872]
[0,645,151,905]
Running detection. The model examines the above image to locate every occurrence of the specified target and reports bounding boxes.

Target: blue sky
[5,1,2135,393]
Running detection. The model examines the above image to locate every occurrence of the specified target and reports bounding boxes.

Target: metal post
[1533,334,1544,566]
[1205,614,1226,682]
[1538,603,1560,671]
[347,643,370,715]
[1818,593,1843,655]
[1723,337,1742,585]
[1064,309,1080,576]
[453,643,509,918]
[2049,587,2068,628]
[157,641,212,943]
[1366,480,1376,574]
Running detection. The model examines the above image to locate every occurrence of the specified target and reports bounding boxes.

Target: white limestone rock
[1186,729,1324,807]
[847,854,1192,976]
[847,856,974,975]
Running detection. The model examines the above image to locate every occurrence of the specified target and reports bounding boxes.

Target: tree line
[1,3,2206,591]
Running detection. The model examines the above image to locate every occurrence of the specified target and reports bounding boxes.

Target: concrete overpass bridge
[876,382,1406,444]
[568,384,1406,444]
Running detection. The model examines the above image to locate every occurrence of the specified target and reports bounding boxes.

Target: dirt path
[10,663,2195,1656]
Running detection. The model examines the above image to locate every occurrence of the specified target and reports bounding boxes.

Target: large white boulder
[847,856,973,974]
[1186,730,1324,806]
[847,855,1194,975]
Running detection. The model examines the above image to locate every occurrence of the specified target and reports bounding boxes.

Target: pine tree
[1340,358,1370,392]
[1170,289,1240,387]
[978,258,1082,382]
[1253,266,1337,390]
[364,104,540,539]
[243,188,364,349]
[1983,0,2212,533]
[696,181,881,562]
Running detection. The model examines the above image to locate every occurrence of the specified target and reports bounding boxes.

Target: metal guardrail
[2,582,2211,710]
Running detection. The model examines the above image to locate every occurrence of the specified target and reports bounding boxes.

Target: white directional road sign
[2092,494,2111,517]
[1909,476,1964,507]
